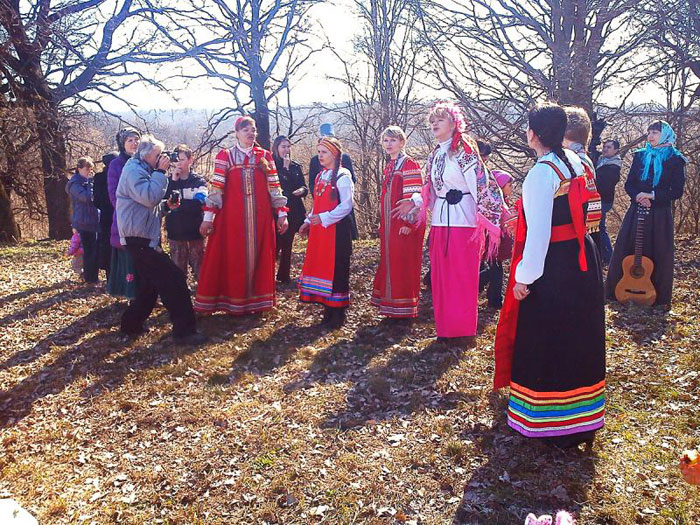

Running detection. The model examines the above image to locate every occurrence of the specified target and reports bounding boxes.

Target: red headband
[319,138,341,158]
[235,116,255,130]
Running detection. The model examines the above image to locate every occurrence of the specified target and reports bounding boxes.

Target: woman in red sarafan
[298,136,354,329]
[371,126,426,319]
[195,116,289,315]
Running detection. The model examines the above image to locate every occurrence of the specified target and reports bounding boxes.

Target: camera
[170,190,181,205]
[162,151,180,163]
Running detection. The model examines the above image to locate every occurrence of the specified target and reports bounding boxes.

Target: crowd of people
[65,101,687,448]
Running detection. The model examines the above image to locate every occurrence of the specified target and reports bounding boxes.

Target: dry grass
[0,236,698,524]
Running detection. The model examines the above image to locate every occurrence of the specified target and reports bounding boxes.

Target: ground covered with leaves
[0,236,699,524]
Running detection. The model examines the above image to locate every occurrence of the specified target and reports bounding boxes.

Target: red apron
[298,172,349,307]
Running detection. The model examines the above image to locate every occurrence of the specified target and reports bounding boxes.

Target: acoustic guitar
[615,205,657,306]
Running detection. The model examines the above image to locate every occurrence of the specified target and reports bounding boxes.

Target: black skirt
[507,234,606,442]
[605,204,675,305]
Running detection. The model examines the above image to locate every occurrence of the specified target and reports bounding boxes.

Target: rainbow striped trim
[507,380,605,438]
[298,275,333,296]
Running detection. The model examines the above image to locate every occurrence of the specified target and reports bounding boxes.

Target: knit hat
[319,123,335,137]
[492,169,513,189]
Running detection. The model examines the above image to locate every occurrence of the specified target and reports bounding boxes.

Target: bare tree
[325,0,428,234]
[149,0,322,151]
[413,0,650,174]
[0,0,174,239]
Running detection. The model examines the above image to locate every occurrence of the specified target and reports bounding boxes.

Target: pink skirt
[429,226,480,337]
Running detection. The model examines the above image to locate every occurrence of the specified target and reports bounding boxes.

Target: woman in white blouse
[396,102,504,344]
[494,103,606,448]
[298,137,355,329]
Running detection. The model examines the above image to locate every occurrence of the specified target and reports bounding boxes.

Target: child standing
[163,144,208,281]
[66,157,100,283]
[67,229,84,277]
[479,170,516,309]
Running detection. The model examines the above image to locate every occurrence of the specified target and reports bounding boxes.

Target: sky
[86,0,673,115]
[94,2,358,113]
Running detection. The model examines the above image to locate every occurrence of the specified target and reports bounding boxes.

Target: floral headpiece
[430,101,472,154]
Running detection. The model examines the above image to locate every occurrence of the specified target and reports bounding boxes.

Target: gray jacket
[116,157,168,248]
[66,173,100,232]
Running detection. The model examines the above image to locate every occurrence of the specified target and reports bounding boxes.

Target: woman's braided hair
[528,102,577,179]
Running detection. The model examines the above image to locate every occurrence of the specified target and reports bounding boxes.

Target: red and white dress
[195,143,287,315]
[371,155,426,317]
[298,168,354,308]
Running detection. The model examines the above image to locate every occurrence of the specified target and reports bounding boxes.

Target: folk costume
[606,122,686,306]
[420,134,504,338]
[194,141,287,315]
[371,155,425,318]
[479,170,516,309]
[494,150,606,445]
[298,141,354,323]
[568,142,603,235]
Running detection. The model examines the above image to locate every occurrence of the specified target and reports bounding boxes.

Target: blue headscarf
[637,121,686,187]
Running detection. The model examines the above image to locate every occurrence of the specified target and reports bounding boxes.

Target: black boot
[319,306,332,326]
[327,307,346,329]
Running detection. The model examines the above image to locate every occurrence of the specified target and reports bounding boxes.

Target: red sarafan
[680,449,700,485]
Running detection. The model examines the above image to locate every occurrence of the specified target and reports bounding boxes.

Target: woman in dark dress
[272,136,308,284]
[606,120,686,307]
[495,103,606,448]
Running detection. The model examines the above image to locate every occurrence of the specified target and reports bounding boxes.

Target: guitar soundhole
[630,265,645,279]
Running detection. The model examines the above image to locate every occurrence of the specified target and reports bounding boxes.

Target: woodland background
[1,0,699,242]
[2,2,700,524]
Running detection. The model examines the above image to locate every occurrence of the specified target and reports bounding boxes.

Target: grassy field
[0,236,698,524]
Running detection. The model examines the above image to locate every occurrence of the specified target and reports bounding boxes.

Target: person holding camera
[162,144,208,281]
[116,135,202,343]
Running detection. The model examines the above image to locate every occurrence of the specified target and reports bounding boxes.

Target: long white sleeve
[514,163,559,285]
[319,174,354,228]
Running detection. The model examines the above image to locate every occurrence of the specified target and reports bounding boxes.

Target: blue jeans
[598,201,613,265]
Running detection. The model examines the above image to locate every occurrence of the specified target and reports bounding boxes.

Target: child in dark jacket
[66,157,100,283]
[163,144,208,281]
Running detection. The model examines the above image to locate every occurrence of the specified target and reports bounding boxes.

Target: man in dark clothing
[595,139,622,265]
[162,144,208,281]
[93,152,118,278]
[308,123,359,239]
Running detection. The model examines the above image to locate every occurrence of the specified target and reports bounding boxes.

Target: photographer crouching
[115,135,205,344]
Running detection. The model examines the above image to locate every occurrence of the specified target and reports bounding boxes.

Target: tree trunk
[252,90,271,151]
[36,105,71,240]
[0,180,20,243]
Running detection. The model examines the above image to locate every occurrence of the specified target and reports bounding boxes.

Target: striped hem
[300,291,350,308]
[194,298,274,315]
[298,276,333,296]
[507,380,605,437]
[370,296,418,317]
[507,415,604,438]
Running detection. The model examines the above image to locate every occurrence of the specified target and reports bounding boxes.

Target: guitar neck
[634,208,647,266]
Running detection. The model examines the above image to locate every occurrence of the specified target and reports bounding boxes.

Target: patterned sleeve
[264,150,288,214]
[401,158,423,199]
[211,149,229,191]
[203,149,229,220]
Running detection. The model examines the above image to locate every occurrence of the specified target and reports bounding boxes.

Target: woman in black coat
[272,136,308,284]
[606,120,686,306]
